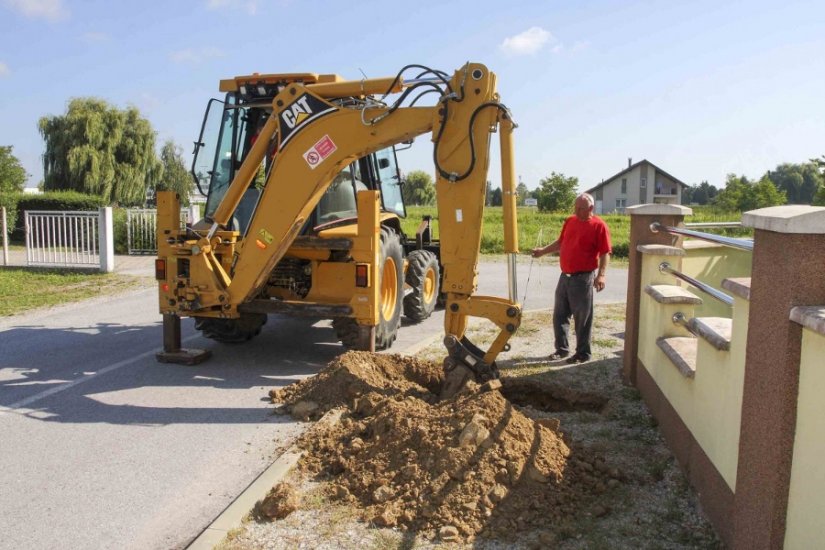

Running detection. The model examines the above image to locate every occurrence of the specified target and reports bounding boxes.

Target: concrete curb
[186,410,342,550]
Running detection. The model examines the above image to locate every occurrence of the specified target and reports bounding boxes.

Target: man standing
[531,193,612,364]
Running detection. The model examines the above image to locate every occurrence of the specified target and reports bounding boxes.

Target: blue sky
[1,0,823,192]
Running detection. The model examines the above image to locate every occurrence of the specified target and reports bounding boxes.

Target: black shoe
[566,354,590,364]
[548,351,569,360]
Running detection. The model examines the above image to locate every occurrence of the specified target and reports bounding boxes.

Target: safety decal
[278,93,337,148]
[303,135,338,169]
[258,228,274,244]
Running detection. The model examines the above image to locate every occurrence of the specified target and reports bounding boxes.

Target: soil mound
[271,351,614,542]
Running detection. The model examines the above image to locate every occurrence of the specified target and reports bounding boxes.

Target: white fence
[127,206,197,255]
[25,208,114,272]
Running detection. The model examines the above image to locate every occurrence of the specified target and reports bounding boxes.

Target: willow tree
[38,98,160,205]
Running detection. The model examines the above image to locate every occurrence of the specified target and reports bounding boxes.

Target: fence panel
[25,211,99,268]
[127,208,193,255]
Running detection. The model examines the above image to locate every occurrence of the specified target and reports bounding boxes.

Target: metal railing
[127,208,192,254]
[25,211,99,267]
[672,312,699,336]
[684,221,742,229]
[659,261,733,306]
[650,222,753,251]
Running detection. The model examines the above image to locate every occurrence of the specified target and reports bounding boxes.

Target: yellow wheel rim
[381,258,397,321]
[423,267,437,303]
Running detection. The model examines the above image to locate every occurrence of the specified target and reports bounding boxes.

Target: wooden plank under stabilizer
[155,313,212,365]
[239,299,352,317]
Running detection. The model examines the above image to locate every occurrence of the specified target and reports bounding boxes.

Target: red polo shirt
[558,215,612,274]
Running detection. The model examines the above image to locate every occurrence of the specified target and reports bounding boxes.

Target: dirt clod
[257,483,299,519]
[271,351,610,542]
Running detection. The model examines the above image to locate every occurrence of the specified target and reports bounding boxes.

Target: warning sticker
[303,135,338,169]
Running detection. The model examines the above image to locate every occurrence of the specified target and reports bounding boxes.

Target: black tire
[333,227,403,351]
[403,249,440,322]
[194,313,267,343]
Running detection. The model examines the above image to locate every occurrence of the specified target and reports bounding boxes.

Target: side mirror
[378,158,391,169]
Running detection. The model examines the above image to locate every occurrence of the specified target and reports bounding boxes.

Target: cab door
[374,147,405,218]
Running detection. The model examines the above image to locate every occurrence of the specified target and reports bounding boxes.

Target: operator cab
[191,95,406,236]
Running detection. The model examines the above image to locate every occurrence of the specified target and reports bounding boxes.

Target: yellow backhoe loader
[155,62,521,391]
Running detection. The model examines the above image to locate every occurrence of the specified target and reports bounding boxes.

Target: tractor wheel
[333,227,403,351]
[194,313,267,343]
[403,249,440,322]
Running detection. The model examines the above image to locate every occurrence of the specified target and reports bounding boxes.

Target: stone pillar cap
[742,205,825,234]
[626,204,693,216]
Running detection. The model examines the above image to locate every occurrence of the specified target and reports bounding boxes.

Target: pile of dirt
[270,351,619,543]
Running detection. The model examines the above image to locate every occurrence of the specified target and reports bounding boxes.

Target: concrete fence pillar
[733,205,825,549]
[623,204,692,384]
[99,207,115,273]
[2,206,8,266]
[187,204,200,225]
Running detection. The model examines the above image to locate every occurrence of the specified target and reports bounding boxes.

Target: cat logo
[278,93,337,148]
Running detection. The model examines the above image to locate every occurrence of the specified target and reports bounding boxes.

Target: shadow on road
[0,315,346,425]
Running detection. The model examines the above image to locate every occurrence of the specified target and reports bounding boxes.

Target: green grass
[400,206,746,258]
[0,267,147,316]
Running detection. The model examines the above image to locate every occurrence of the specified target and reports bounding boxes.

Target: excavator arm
[159,62,521,385]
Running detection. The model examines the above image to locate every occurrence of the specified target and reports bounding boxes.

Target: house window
[621,178,627,194]
[615,198,626,209]
[640,178,647,188]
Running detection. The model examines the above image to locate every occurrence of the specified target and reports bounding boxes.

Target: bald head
[574,193,594,220]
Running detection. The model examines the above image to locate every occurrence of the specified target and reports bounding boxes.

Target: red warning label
[303,135,338,169]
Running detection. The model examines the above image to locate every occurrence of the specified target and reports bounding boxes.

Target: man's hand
[594,273,606,292]
[531,247,544,258]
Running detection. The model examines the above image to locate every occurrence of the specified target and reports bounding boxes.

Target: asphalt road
[0,258,627,550]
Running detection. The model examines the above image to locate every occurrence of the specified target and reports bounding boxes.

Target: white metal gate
[127,208,159,255]
[127,207,196,255]
[25,211,100,267]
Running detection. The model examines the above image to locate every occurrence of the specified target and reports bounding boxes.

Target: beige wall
[637,250,746,489]
[682,242,753,318]
[600,165,642,214]
[784,327,825,549]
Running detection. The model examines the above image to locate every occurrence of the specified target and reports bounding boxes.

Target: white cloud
[3,0,68,21]
[169,47,226,65]
[206,0,259,15]
[500,27,553,56]
[0,62,9,77]
[81,31,110,43]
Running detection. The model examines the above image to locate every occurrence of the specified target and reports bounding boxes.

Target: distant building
[23,187,42,194]
[586,159,688,214]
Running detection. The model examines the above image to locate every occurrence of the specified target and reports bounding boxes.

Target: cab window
[375,147,405,217]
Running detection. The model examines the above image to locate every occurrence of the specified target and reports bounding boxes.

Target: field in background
[401,206,750,257]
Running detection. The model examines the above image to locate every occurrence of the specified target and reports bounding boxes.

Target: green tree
[155,140,193,205]
[535,172,578,212]
[714,174,786,211]
[515,182,529,206]
[490,187,503,206]
[766,162,822,204]
[402,170,436,206]
[0,146,28,193]
[39,98,161,206]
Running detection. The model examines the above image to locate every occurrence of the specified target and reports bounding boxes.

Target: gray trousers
[553,271,595,358]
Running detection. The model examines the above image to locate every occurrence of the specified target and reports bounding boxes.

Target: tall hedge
[0,192,20,239]
[9,191,105,241]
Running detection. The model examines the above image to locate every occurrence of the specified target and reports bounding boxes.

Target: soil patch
[270,351,617,543]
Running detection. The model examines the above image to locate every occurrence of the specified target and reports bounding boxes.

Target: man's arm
[594,253,610,292]
[531,238,560,258]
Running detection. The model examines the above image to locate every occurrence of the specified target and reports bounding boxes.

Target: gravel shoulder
[217,304,722,550]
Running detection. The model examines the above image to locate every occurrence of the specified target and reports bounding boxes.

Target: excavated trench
[500,377,609,413]
[268,351,619,542]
